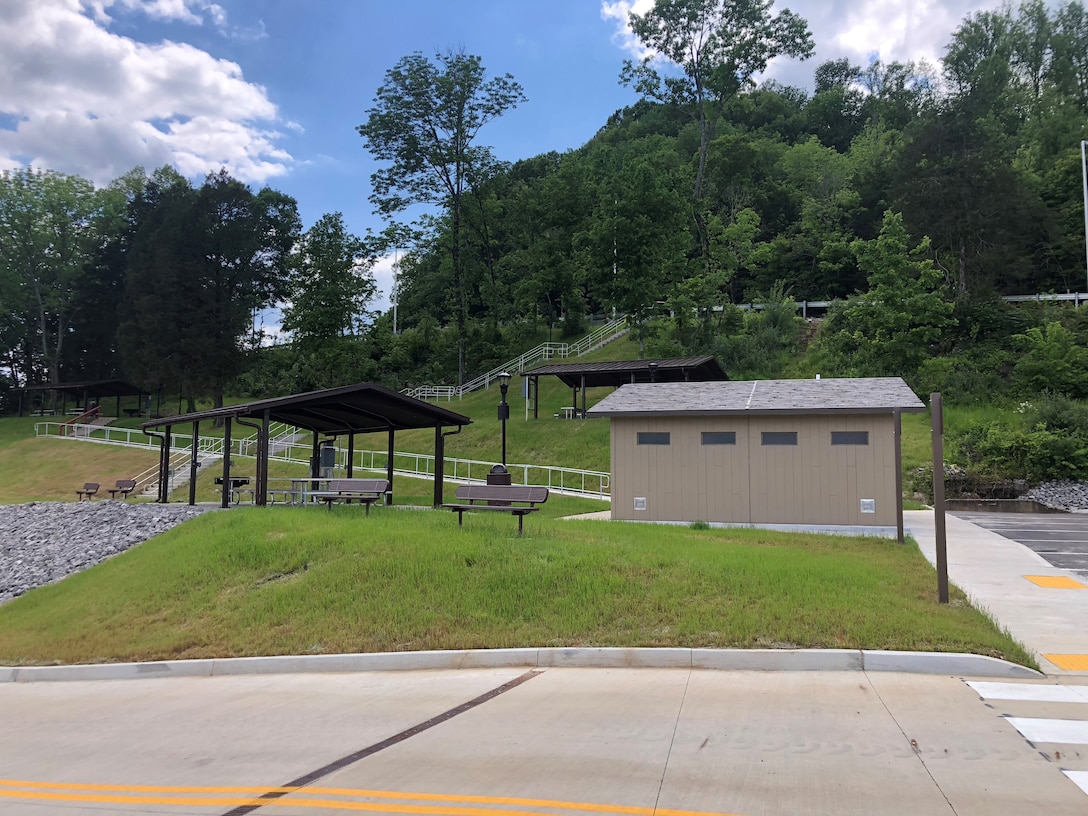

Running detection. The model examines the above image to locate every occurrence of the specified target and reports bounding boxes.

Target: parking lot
[952,512,1088,580]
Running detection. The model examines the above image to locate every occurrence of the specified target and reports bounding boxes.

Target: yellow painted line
[0,780,744,816]
[1024,575,1087,589]
[1043,654,1088,671]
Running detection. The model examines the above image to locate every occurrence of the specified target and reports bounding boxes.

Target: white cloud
[0,0,288,185]
[85,0,226,28]
[602,0,1006,89]
[601,0,656,61]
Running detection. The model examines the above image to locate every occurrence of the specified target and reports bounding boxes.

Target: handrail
[402,316,628,401]
[35,422,611,499]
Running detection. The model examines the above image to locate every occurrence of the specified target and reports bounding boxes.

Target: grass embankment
[0,418,158,503]
[0,501,1034,668]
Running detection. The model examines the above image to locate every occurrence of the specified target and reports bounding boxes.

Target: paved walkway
[905,509,1088,675]
[3,668,1087,815]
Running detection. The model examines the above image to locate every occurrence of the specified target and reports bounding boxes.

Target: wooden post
[931,392,949,603]
[894,409,904,544]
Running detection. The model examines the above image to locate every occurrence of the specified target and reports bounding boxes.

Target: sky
[0,0,1010,314]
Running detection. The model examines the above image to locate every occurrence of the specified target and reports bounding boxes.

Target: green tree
[281,213,376,388]
[1012,321,1088,397]
[620,0,813,274]
[580,138,691,353]
[119,170,300,410]
[0,168,105,392]
[815,211,954,379]
[358,50,526,385]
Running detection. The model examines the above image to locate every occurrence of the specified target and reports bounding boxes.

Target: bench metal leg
[518,514,523,536]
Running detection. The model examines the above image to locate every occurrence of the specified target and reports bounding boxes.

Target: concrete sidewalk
[906,509,1088,674]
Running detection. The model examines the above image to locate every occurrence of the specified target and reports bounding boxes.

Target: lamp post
[497,372,511,467]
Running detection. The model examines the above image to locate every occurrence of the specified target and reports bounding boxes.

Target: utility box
[319,440,337,478]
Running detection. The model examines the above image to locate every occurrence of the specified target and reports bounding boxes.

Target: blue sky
[0,0,1006,312]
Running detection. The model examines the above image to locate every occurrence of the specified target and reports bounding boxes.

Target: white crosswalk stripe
[1067,770,1088,795]
[967,680,1088,801]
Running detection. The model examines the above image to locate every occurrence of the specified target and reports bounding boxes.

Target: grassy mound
[0,499,1035,669]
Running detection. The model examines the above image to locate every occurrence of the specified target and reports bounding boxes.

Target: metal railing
[402,316,628,401]
[36,423,611,499]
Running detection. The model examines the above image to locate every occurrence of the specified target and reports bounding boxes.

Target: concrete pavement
[2,668,1087,815]
[905,509,1088,674]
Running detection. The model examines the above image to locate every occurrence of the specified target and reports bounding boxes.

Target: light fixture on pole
[497,372,511,467]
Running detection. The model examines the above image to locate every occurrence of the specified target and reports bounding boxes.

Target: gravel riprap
[0,501,209,604]
[1022,480,1088,511]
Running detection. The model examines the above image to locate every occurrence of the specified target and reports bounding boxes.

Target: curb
[0,647,1041,683]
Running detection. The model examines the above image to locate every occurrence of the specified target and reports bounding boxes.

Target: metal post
[931,392,949,603]
[1082,141,1088,296]
[189,420,199,506]
[221,418,232,509]
[386,428,395,505]
[433,426,444,507]
[498,374,510,466]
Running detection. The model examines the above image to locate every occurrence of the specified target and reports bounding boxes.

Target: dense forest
[6,1,1088,486]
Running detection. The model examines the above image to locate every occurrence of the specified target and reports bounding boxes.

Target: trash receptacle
[487,464,511,505]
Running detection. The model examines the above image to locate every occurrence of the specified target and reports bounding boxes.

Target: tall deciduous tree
[0,168,103,393]
[358,50,525,385]
[620,0,813,275]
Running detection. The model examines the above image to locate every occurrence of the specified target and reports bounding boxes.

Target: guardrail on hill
[402,316,628,401]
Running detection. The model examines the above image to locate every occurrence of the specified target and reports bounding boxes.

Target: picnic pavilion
[15,379,147,418]
[522,356,728,419]
[141,382,472,509]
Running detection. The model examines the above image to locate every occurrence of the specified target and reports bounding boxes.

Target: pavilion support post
[189,420,200,506]
[386,429,395,505]
[347,433,355,477]
[256,410,270,506]
[433,426,444,507]
[160,425,172,503]
[580,374,587,419]
[221,419,232,509]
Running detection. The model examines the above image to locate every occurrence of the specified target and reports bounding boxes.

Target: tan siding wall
[610,413,897,526]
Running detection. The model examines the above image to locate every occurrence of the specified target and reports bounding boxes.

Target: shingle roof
[524,356,727,388]
[586,377,925,416]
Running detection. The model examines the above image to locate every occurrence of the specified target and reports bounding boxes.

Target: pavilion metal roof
[524,356,728,389]
[142,382,472,436]
[17,379,145,399]
[587,377,925,417]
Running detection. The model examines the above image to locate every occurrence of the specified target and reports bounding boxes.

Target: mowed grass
[0,428,158,503]
[0,503,1035,669]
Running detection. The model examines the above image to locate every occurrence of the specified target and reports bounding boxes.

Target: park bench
[76,482,99,501]
[443,484,549,536]
[307,478,389,514]
[108,479,137,500]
